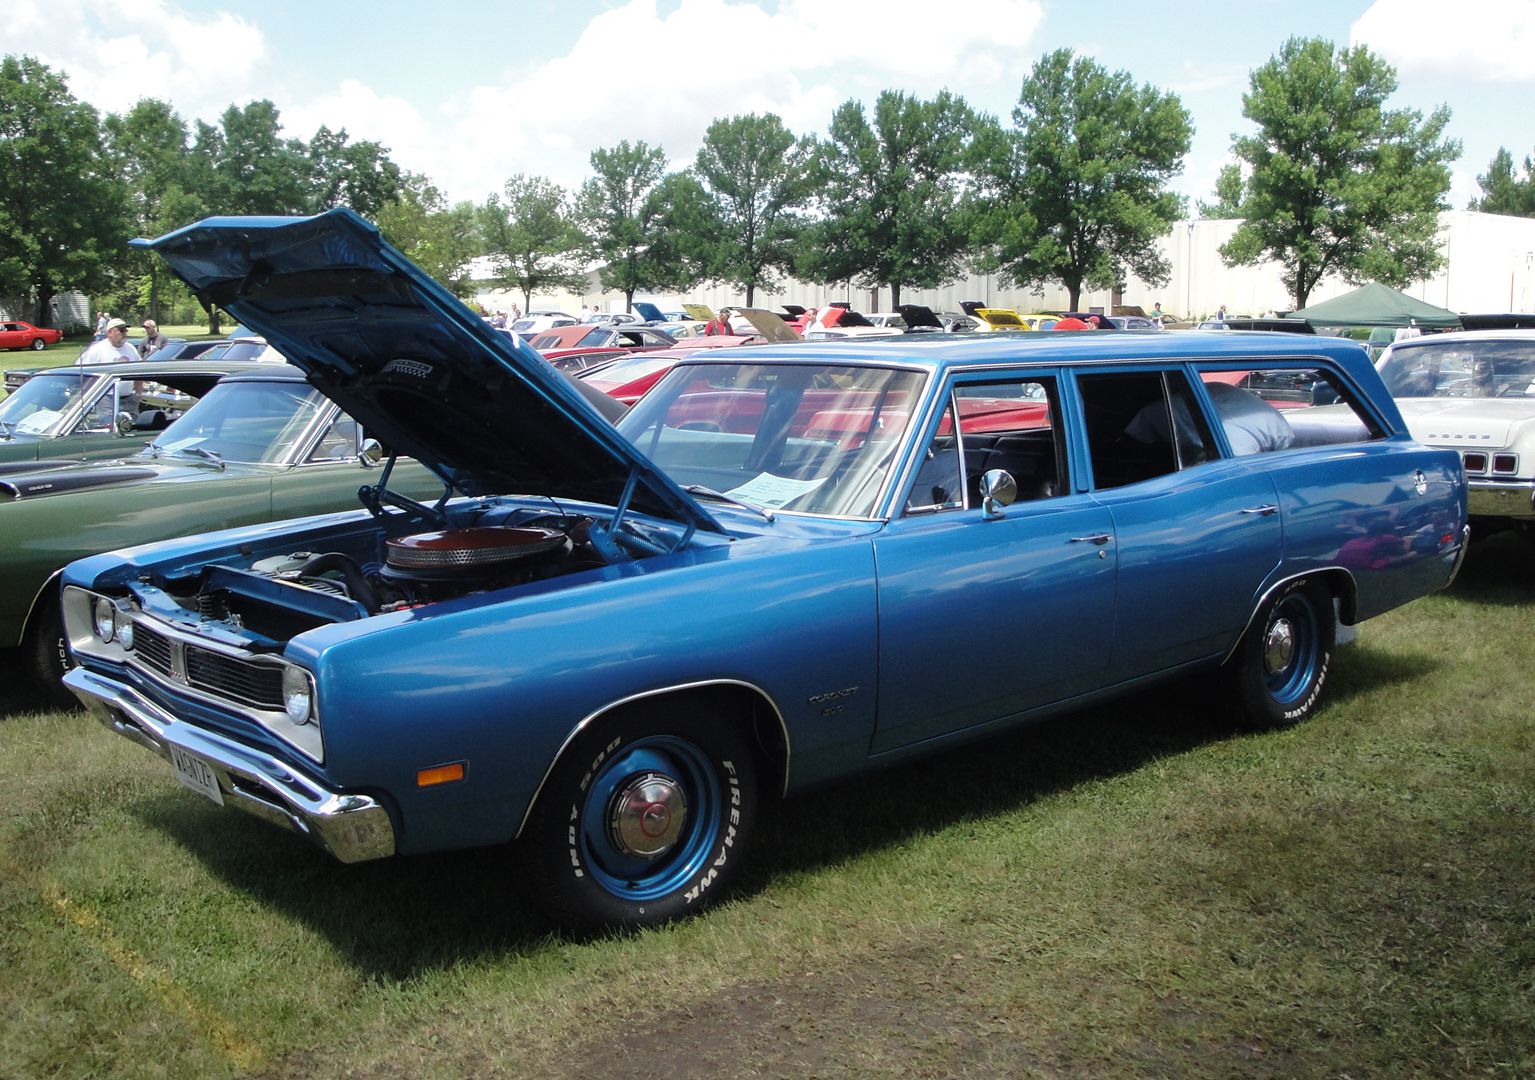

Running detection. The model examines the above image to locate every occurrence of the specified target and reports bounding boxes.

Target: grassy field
[1,535,1531,1079]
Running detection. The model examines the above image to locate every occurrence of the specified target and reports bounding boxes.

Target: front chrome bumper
[65,666,395,863]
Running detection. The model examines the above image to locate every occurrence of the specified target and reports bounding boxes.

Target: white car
[510,312,579,335]
[1376,328,1535,537]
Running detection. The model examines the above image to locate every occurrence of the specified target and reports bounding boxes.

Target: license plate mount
[169,745,224,806]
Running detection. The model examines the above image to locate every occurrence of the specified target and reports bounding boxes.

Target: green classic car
[1,363,444,702]
[0,358,252,464]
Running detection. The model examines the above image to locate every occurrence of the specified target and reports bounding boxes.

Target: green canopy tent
[1287,283,1461,329]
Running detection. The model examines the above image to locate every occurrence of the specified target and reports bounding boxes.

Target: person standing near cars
[138,319,167,357]
[77,318,138,364]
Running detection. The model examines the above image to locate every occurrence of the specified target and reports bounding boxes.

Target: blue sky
[13,0,1533,214]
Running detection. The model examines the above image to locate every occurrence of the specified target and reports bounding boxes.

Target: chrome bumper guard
[64,667,395,863]
[1466,479,1535,520]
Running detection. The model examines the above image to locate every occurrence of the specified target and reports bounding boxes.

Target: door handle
[1069,533,1112,545]
[1240,504,1279,516]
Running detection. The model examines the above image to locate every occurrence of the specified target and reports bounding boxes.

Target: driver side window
[905,377,1062,514]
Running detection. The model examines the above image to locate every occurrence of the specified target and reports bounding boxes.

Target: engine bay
[168,506,646,647]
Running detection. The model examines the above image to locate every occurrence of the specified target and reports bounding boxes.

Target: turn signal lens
[417,762,465,787]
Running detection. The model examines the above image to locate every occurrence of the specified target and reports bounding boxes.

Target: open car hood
[135,210,719,533]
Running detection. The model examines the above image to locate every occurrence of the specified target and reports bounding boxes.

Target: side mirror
[115,411,135,436]
[979,469,1017,518]
[357,438,384,467]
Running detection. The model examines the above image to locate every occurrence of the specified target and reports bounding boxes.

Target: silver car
[1376,328,1535,536]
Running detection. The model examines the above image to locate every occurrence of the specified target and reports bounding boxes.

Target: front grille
[129,620,285,711]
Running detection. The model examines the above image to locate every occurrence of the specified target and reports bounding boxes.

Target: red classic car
[0,321,64,351]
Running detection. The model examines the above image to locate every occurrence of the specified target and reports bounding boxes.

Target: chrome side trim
[63,666,392,863]
[514,678,793,838]
[1446,524,1473,587]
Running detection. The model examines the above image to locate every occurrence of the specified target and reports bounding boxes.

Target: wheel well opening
[600,684,789,800]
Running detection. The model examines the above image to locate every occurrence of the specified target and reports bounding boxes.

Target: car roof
[674,328,1371,376]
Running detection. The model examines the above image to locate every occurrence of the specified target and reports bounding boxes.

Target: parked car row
[31,209,1467,936]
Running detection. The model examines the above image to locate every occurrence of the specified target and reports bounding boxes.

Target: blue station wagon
[63,211,1469,930]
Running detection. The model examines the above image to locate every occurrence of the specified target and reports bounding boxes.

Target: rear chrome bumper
[1466,479,1535,520]
[64,666,395,863]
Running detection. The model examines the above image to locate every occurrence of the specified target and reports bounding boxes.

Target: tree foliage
[303,125,403,218]
[578,140,700,310]
[188,100,310,216]
[693,113,817,306]
[799,90,975,307]
[973,49,1192,310]
[376,172,481,298]
[1215,37,1459,309]
[1470,147,1535,217]
[0,55,131,326]
[478,174,590,314]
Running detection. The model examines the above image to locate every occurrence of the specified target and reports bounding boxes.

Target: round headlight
[92,597,116,643]
[282,666,313,725]
[114,611,135,651]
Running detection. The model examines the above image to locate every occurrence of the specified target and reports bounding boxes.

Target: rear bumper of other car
[1466,478,1535,520]
[64,666,396,863]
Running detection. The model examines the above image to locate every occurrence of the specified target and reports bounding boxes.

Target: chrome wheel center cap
[1264,618,1296,675]
[609,772,687,858]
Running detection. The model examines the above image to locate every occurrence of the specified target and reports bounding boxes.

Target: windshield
[619,362,926,517]
[0,370,100,436]
[1378,339,1535,399]
[148,380,329,464]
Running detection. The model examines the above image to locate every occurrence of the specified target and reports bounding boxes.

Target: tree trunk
[1068,286,1082,310]
[746,283,755,307]
[34,285,56,328]
[889,283,901,308]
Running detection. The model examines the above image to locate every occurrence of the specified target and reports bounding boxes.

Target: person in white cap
[77,318,139,364]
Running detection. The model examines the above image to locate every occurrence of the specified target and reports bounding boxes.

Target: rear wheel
[525,703,757,931]
[1226,578,1335,730]
[30,337,45,351]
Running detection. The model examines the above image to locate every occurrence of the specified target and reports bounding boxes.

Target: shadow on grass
[133,642,1434,982]
[1448,530,1535,605]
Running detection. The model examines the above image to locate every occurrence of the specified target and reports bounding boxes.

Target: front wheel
[25,592,79,710]
[1225,577,1335,730]
[525,704,758,931]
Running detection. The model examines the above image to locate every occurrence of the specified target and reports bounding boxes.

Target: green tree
[577,140,694,311]
[693,113,817,306]
[303,125,403,218]
[800,90,975,308]
[376,172,481,298]
[188,100,309,216]
[1215,37,1459,309]
[103,98,203,322]
[0,55,131,327]
[972,49,1191,311]
[1470,147,1535,216]
[1198,163,1246,219]
[479,174,590,315]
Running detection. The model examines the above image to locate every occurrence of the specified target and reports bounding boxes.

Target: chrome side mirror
[115,411,135,436]
[979,469,1017,518]
[357,438,384,467]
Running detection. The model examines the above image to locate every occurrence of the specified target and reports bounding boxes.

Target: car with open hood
[3,362,444,703]
[63,210,1467,932]
[1375,328,1535,539]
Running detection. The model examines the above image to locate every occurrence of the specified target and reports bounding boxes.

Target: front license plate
[169,745,224,806]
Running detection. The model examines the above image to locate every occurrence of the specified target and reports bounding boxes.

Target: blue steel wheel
[1229,578,1335,730]
[526,705,758,931]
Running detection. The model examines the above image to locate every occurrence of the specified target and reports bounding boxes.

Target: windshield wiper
[172,445,226,469]
[682,484,774,522]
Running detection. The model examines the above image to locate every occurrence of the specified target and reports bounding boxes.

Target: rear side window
[1078,370,1215,489]
[1197,367,1383,451]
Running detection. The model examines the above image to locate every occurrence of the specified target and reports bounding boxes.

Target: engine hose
[293,552,379,614]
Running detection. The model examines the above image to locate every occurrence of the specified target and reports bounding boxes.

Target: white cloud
[420,0,1046,202]
[10,0,267,119]
[1352,0,1535,82]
